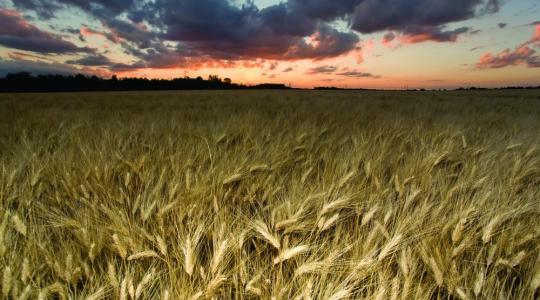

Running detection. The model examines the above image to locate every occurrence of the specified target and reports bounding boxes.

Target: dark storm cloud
[286,0,363,21]
[284,25,360,60]
[102,18,154,48]
[14,0,135,18]
[259,3,316,37]
[9,0,501,70]
[0,9,89,53]
[350,0,497,33]
[350,0,496,45]
[143,0,360,62]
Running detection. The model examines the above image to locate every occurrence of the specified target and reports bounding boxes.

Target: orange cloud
[532,25,540,44]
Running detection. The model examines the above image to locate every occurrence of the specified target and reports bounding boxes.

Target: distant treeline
[315,86,540,91]
[0,72,290,92]
[1,72,539,93]
[314,86,374,91]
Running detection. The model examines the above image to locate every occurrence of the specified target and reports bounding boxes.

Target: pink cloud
[531,25,540,44]
[81,26,121,44]
[476,25,540,69]
[477,46,539,69]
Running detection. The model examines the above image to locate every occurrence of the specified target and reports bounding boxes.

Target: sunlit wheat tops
[0,90,539,299]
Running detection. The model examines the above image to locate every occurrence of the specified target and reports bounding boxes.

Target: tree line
[0,72,290,92]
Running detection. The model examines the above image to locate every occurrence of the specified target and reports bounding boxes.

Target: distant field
[1,90,539,299]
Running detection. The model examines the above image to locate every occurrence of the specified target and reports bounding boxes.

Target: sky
[0,0,539,89]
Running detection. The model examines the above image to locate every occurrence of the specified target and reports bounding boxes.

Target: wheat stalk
[11,214,27,236]
[473,267,484,297]
[127,250,160,261]
[18,285,32,300]
[361,205,378,226]
[2,266,12,298]
[222,174,242,186]
[206,275,227,297]
[274,245,309,264]
[319,213,339,232]
[120,277,128,300]
[211,239,229,274]
[112,234,128,259]
[135,268,155,299]
[253,220,280,250]
[482,215,502,244]
[328,288,351,300]
[156,235,168,256]
[86,287,106,300]
[378,234,403,261]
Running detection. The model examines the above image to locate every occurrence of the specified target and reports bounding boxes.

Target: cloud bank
[3,0,501,73]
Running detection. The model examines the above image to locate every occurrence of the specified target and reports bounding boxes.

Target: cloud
[7,51,48,60]
[287,0,363,21]
[306,66,380,78]
[80,26,121,44]
[102,18,154,47]
[336,70,381,78]
[477,46,540,69]
[0,9,88,53]
[155,1,360,61]
[284,25,360,60]
[283,67,294,72]
[470,43,500,51]
[350,0,498,33]
[382,32,396,47]
[8,0,502,71]
[15,0,136,19]
[398,26,471,44]
[382,26,470,48]
[307,65,338,74]
[476,24,540,69]
[267,62,278,71]
[66,54,113,66]
[12,0,60,19]
[531,25,540,44]
[351,0,496,47]
[0,57,83,76]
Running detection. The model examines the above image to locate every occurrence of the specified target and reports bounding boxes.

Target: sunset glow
[0,0,539,89]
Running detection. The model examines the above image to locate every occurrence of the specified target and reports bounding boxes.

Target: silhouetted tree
[208,74,221,82]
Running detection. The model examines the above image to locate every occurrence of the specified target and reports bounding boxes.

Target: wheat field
[0,90,539,299]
